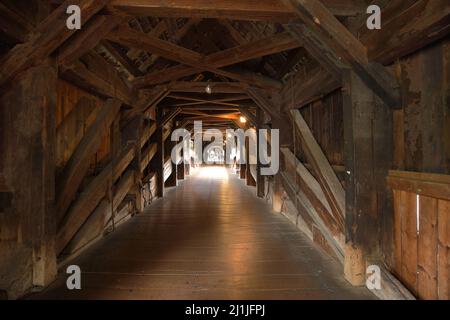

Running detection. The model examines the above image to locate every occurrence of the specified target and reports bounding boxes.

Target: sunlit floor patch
[195,166,229,181]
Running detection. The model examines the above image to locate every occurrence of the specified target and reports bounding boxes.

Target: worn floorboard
[30,167,375,300]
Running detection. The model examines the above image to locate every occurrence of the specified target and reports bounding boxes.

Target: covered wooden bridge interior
[0,0,449,300]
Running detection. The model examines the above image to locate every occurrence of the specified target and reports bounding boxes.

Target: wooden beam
[56,99,122,222]
[161,108,182,127]
[110,26,287,90]
[57,14,124,66]
[284,0,401,109]
[101,40,143,77]
[140,122,157,148]
[281,148,344,235]
[279,170,344,262]
[256,107,265,198]
[110,0,365,20]
[246,87,280,119]
[169,82,248,94]
[57,145,135,254]
[342,70,393,274]
[63,169,136,255]
[133,32,301,88]
[154,107,165,197]
[205,32,300,67]
[141,143,158,172]
[284,23,344,81]
[0,2,33,43]
[291,109,345,226]
[282,66,341,110]
[0,0,109,87]
[122,86,169,123]
[60,59,135,106]
[361,0,450,65]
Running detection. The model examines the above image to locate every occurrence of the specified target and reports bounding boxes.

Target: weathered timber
[361,0,450,65]
[57,14,124,66]
[0,0,109,87]
[342,70,393,259]
[60,60,135,106]
[0,62,57,299]
[284,0,401,109]
[109,25,286,90]
[279,171,344,263]
[110,0,365,20]
[282,66,342,110]
[291,109,345,224]
[281,148,344,237]
[56,99,122,222]
[63,169,136,255]
[246,87,280,119]
[56,145,135,255]
[133,32,301,88]
[141,143,158,172]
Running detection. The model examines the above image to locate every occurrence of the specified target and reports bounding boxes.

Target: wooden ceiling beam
[108,25,284,90]
[281,66,342,110]
[284,0,401,109]
[57,14,124,66]
[361,0,450,65]
[169,81,248,94]
[0,0,109,87]
[133,32,301,88]
[0,2,34,43]
[60,60,135,106]
[110,0,365,20]
[101,39,144,77]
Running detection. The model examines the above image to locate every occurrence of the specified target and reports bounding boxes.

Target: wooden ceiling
[0,0,448,131]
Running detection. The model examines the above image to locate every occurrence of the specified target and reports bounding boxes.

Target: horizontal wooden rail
[387,170,450,201]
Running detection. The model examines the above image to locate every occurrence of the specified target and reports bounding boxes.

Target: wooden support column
[0,61,57,298]
[240,163,247,180]
[256,107,265,197]
[342,70,393,285]
[177,142,185,180]
[165,134,178,188]
[154,107,165,197]
[246,138,256,187]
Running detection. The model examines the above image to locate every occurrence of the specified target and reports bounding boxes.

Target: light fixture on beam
[239,116,247,124]
[205,84,212,94]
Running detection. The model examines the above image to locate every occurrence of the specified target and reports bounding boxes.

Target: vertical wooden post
[256,107,265,197]
[0,61,57,298]
[246,137,256,187]
[342,70,393,285]
[154,107,164,198]
[177,159,185,180]
[240,164,246,179]
[165,135,178,188]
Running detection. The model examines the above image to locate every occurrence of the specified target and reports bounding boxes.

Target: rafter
[110,0,366,20]
[57,14,124,66]
[132,31,300,88]
[284,0,401,109]
[0,0,109,87]
[108,25,288,90]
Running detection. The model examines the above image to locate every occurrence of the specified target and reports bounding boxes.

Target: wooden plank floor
[32,166,375,300]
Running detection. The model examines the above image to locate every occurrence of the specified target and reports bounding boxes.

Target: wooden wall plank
[56,99,122,222]
[438,200,450,300]
[400,191,418,296]
[417,195,438,299]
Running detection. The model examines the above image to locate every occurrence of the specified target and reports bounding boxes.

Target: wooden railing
[387,170,450,300]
